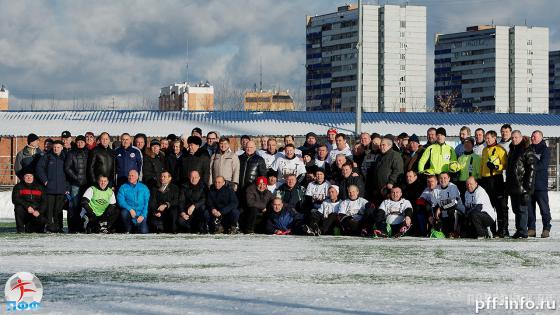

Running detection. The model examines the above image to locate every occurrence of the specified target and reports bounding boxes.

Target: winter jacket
[366,149,403,193]
[245,184,274,210]
[149,183,181,213]
[338,175,366,201]
[209,150,240,188]
[65,147,89,186]
[506,140,537,196]
[531,140,551,191]
[14,146,43,180]
[181,148,210,185]
[36,151,69,194]
[117,182,150,220]
[166,150,185,185]
[265,206,300,234]
[457,151,481,181]
[402,147,425,173]
[87,144,115,184]
[143,151,166,188]
[115,145,143,183]
[403,179,426,204]
[418,143,457,174]
[181,182,207,213]
[480,143,507,177]
[276,184,305,212]
[238,153,267,189]
[207,184,238,215]
[12,181,46,211]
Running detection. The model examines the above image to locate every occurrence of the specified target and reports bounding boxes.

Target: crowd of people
[11,124,552,239]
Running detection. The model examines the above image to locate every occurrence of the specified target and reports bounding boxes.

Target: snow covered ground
[1,229,559,315]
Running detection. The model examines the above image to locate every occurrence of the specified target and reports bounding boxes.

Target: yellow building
[159,82,214,111]
[0,85,8,111]
[244,90,295,111]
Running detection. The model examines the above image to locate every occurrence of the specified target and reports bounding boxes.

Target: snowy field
[1,225,560,315]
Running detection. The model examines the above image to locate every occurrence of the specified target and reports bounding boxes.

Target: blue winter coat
[115,146,143,183]
[531,141,550,191]
[117,182,150,222]
[36,151,69,194]
[266,207,300,234]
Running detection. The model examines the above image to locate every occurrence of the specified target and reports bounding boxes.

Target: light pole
[355,0,363,136]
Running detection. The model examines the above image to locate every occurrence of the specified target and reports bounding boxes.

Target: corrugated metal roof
[1,110,559,137]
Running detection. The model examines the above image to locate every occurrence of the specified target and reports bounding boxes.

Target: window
[400,54,406,60]
[400,97,406,104]
[400,21,406,28]
[527,40,532,45]
[527,59,532,65]
[400,64,406,70]
[400,87,406,93]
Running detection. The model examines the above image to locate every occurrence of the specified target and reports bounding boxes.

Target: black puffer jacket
[65,147,89,186]
[238,153,267,189]
[87,145,115,184]
[181,148,210,185]
[506,139,537,196]
[143,152,166,188]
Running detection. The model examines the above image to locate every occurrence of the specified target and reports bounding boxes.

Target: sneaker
[82,216,90,231]
[302,224,316,236]
[394,225,411,238]
[228,225,240,235]
[373,229,388,238]
[311,223,321,236]
[528,229,536,237]
[512,232,528,239]
[213,218,224,234]
[448,231,460,239]
[360,228,369,237]
[541,229,550,238]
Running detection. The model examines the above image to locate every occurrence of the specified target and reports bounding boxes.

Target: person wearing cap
[480,130,508,237]
[454,126,471,157]
[148,170,181,233]
[299,132,318,158]
[327,133,353,164]
[209,137,240,191]
[207,176,240,234]
[12,171,48,233]
[402,134,425,173]
[61,130,75,153]
[326,128,338,152]
[36,140,69,233]
[114,133,143,187]
[15,133,43,181]
[244,176,274,234]
[418,127,457,175]
[142,138,166,190]
[266,169,280,195]
[181,135,210,185]
[64,135,89,232]
[85,132,96,151]
[87,132,115,186]
[456,137,481,197]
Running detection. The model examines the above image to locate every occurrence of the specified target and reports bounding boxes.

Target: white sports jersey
[317,200,340,218]
[378,198,413,225]
[314,158,329,169]
[336,197,369,221]
[464,185,497,222]
[420,186,441,207]
[272,156,307,179]
[267,183,281,195]
[436,183,465,213]
[280,148,302,158]
[305,181,331,207]
[258,150,282,169]
[327,144,353,164]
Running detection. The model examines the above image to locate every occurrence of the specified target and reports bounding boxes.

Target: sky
[0,0,559,110]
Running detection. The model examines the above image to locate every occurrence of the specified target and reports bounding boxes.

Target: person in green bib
[80,175,118,233]
[455,137,481,197]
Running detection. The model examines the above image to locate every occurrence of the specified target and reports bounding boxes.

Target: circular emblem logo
[5,272,43,307]
[130,153,135,158]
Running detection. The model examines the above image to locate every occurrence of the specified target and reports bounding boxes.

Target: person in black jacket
[337,163,366,201]
[12,172,48,233]
[65,135,89,232]
[178,170,209,233]
[36,140,68,233]
[143,139,166,190]
[238,140,267,191]
[87,132,114,186]
[528,130,552,238]
[166,140,186,185]
[207,176,240,234]
[366,136,404,204]
[14,133,43,181]
[506,131,537,239]
[149,171,181,233]
[244,176,274,234]
[182,136,210,185]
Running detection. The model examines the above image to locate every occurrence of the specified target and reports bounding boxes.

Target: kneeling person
[81,175,119,233]
[208,176,240,234]
[12,172,48,233]
[265,197,305,235]
[463,177,496,239]
[149,171,181,233]
[372,187,413,238]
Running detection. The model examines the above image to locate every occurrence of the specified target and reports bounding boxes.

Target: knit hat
[256,176,268,185]
[191,127,202,136]
[464,137,475,145]
[306,132,317,139]
[167,134,178,141]
[27,133,39,144]
[327,128,337,135]
[409,134,420,143]
[436,127,447,136]
[75,135,86,143]
[187,136,202,146]
[330,185,340,194]
[150,139,161,147]
[61,130,71,138]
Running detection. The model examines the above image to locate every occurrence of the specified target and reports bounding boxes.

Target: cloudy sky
[1,0,559,110]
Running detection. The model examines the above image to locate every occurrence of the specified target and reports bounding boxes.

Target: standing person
[61,130,74,153]
[402,134,424,173]
[202,131,219,156]
[64,135,89,233]
[160,138,170,154]
[166,140,186,185]
[299,132,318,158]
[463,177,496,239]
[272,144,307,183]
[142,139,166,190]
[236,135,252,156]
[499,124,513,154]
[418,127,457,175]
[207,176,240,234]
[352,132,372,169]
[182,136,211,185]
[114,133,143,188]
[209,137,240,191]
[258,136,269,153]
[178,170,209,233]
[43,138,54,154]
[258,138,281,170]
[456,138,481,196]
[118,170,150,234]
[326,128,337,152]
[15,133,42,181]
[238,140,267,191]
[35,140,68,233]
[327,133,353,164]
[244,176,274,234]
[87,132,114,186]
[506,131,536,239]
[149,171,181,233]
[424,127,437,149]
[134,133,148,155]
[12,171,48,233]
[80,175,119,234]
[280,135,302,157]
[84,132,96,151]
[454,126,471,157]
[337,163,366,201]
[528,130,552,238]
[480,130,508,237]
[366,136,403,204]
[473,128,486,156]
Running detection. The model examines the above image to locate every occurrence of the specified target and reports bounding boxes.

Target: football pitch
[1,222,559,315]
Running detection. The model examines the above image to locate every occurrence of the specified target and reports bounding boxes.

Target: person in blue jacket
[114,133,143,187]
[118,170,150,234]
[265,197,306,235]
[528,130,552,238]
[207,176,240,234]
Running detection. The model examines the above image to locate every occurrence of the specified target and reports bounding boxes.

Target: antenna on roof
[186,39,190,85]
[259,57,263,92]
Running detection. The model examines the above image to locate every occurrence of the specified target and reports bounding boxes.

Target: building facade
[159,82,214,111]
[550,50,560,113]
[435,25,549,113]
[306,4,426,112]
[244,90,295,111]
[0,85,8,111]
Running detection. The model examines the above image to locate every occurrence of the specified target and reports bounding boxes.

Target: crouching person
[309,185,341,235]
[81,175,119,233]
[433,172,465,238]
[208,176,240,234]
[244,176,274,234]
[369,187,413,238]
[462,177,497,239]
[335,185,369,236]
[149,171,181,233]
[265,197,305,235]
[178,170,209,233]
[12,171,48,233]
[118,170,150,234]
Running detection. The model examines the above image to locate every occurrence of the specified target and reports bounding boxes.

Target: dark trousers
[480,174,507,234]
[45,194,66,233]
[150,207,178,233]
[528,190,552,231]
[510,194,529,236]
[209,208,240,232]
[82,206,119,233]
[439,208,457,236]
[244,207,266,233]
[177,207,210,233]
[14,206,47,233]
[120,209,149,234]
[68,185,86,233]
[309,211,338,235]
[462,211,494,238]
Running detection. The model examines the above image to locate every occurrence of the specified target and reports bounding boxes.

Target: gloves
[486,161,498,170]
[521,193,530,206]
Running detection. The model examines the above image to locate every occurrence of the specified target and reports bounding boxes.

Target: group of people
[11,124,552,239]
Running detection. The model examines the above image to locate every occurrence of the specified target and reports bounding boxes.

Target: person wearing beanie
[298,132,318,158]
[15,133,43,180]
[142,138,166,190]
[326,128,338,151]
[61,130,74,153]
[244,175,274,233]
[418,127,457,175]
[12,171,48,233]
[266,169,280,195]
[402,133,425,173]
[181,134,210,185]
[64,134,89,232]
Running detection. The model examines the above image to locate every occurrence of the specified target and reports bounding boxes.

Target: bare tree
[434,91,458,112]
